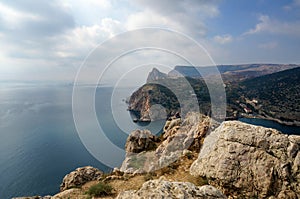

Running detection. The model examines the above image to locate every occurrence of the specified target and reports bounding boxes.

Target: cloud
[244,15,300,36]
[0,1,74,37]
[127,0,221,37]
[0,2,40,29]
[0,0,75,61]
[55,18,125,59]
[258,41,278,49]
[213,34,233,44]
[283,0,300,10]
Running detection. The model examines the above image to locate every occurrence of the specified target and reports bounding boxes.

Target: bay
[238,117,300,135]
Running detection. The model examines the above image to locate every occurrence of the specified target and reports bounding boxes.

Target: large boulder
[120,129,159,173]
[125,129,159,154]
[116,177,226,199]
[60,166,103,191]
[190,121,300,198]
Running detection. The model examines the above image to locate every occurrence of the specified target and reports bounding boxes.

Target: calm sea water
[0,84,164,199]
[0,84,299,199]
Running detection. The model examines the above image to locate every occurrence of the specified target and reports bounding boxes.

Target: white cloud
[55,18,125,59]
[244,15,300,36]
[86,0,111,9]
[213,34,233,44]
[127,0,221,37]
[258,41,278,49]
[0,2,40,29]
[125,9,193,34]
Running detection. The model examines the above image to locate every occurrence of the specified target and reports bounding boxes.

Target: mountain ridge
[128,65,300,125]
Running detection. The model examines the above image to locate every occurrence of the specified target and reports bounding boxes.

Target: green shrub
[86,182,113,197]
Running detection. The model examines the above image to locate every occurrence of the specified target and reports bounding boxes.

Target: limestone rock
[120,113,218,173]
[190,121,300,198]
[116,178,226,199]
[60,166,103,191]
[156,112,218,167]
[120,129,159,173]
[125,129,159,154]
[52,188,82,199]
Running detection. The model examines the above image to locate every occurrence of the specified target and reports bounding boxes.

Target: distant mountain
[147,68,167,83]
[168,64,300,82]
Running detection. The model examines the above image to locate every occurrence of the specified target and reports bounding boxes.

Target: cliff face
[128,83,180,122]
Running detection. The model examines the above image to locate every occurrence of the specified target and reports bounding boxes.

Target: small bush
[86,182,113,197]
[184,151,193,159]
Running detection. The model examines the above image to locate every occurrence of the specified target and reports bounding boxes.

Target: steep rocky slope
[120,113,218,173]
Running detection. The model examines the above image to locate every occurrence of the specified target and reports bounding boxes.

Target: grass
[86,182,113,197]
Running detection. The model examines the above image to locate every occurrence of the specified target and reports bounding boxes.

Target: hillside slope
[234,67,300,122]
[128,67,300,125]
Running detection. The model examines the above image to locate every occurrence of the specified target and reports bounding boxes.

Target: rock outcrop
[120,113,218,173]
[190,121,300,198]
[116,177,227,199]
[60,166,103,191]
[125,129,159,154]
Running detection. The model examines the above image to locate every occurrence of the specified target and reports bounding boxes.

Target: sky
[0,0,300,84]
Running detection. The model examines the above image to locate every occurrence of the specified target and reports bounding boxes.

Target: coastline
[239,113,300,127]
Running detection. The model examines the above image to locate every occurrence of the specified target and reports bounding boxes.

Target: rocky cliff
[128,83,180,122]
[120,113,218,174]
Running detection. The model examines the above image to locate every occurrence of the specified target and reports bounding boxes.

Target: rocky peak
[146,67,167,83]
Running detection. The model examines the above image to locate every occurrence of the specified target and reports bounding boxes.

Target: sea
[0,83,299,199]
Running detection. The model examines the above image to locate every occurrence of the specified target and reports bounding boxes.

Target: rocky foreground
[16,113,300,199]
